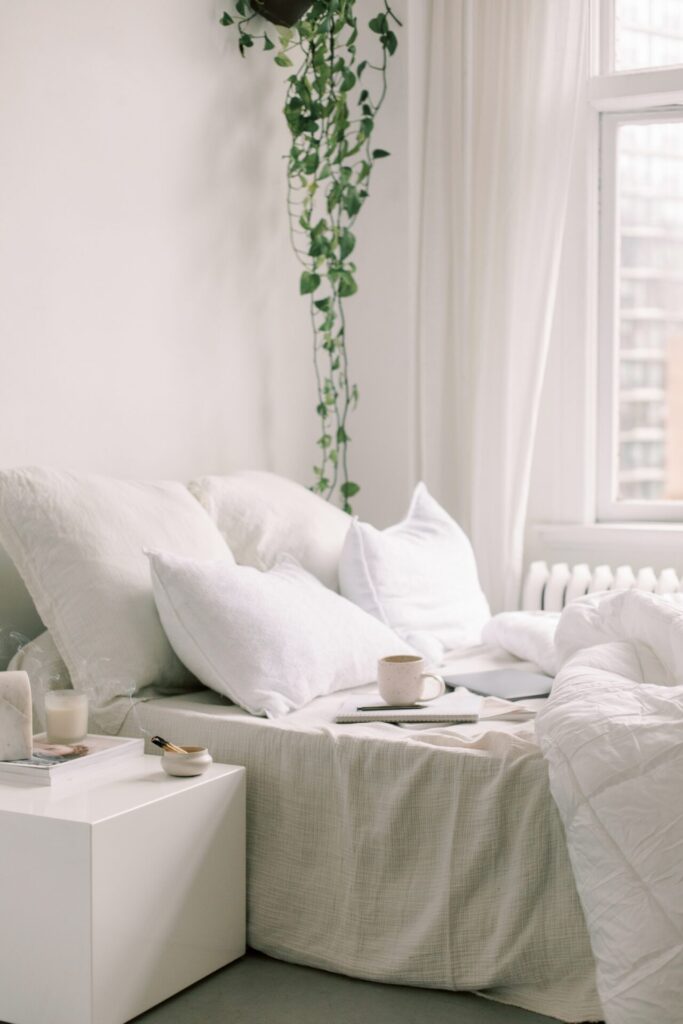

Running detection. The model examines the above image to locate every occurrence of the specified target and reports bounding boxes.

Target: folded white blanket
[537,589,683,1024]
[482,610,559,675]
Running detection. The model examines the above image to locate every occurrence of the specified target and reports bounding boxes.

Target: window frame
[592,1,683,523]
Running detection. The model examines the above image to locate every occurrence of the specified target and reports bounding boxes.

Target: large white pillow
[0,467,232,730]
[147,550,414,718]
[188,470,350,590]
[338,482,490,662]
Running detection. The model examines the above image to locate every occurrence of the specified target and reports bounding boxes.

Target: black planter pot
[251,0,315,27]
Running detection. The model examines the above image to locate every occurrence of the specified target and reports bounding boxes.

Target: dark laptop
[444,669,553,701]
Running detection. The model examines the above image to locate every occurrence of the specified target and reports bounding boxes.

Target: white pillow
[188,470,350,590]
[338,482,490,661]
[0,467,232,730]
[481,611,559,675]
[147,550,414,718]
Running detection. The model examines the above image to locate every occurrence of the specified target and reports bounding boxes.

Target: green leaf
[340,481,360,498]
[275,52,294,67]
[219,11,234,25]
[357,60,368,76]
[372,148,390,159]
[303,150,319,174]
[235,0,247,15]
[317,434,332,449]
[342,188,362,217]
[314,297,331,312]
[385,30,398,55]
[263,34,275,50]
[339,227,355,259]
[308,234,329,258]
[338,271,358,298]
[340,68,356,92]
[336,426,350,444]
[316,402,328,418]
[300,271,321,295]
[368,13,388,33]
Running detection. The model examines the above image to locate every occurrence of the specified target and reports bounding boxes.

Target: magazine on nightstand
[0,734,144,786]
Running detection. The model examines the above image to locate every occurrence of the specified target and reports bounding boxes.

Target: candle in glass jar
[45,691,88,744]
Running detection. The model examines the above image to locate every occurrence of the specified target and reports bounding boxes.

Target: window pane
[616,119,683,501]
[615,0,683,70]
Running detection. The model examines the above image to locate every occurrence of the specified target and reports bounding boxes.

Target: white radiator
[521,561,682,612]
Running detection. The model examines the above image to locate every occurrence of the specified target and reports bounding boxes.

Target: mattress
[116,645,600,1023]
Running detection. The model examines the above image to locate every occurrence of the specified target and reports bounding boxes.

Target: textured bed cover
[117,645,599,1022]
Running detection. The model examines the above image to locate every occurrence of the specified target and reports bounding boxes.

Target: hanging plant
[220,0,400,512]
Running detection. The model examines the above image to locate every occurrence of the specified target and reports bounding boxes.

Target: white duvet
[530,590,683,1024]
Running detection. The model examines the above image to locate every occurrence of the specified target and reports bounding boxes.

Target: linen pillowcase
[338,482,490,662]
[147,550,414,718]
[188,470,350,591]
[0,467,233,730]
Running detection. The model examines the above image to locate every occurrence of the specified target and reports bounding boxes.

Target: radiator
[521,561,682,613]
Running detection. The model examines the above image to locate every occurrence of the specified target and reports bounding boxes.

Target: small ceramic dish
[161,745,213,777]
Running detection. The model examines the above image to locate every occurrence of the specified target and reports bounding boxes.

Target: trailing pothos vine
[220,0,400,511]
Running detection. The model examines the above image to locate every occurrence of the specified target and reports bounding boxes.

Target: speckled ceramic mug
[377,655,445,705]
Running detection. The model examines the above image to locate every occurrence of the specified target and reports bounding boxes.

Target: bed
[0,468,601,1022]
[115,645,600,1023]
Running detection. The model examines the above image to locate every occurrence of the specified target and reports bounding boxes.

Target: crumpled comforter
[532,590,683,1024]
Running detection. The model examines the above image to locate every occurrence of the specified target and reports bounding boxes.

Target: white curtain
[409,0,588,611]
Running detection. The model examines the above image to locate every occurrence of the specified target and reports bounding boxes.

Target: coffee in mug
[377,654,445,705]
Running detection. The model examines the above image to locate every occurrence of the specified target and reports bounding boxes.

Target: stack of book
[0,734,144,786]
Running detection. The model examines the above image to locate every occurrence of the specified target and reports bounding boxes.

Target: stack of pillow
[0,467,490,725]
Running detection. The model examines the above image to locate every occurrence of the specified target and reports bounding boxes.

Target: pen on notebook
[356,703,426,712]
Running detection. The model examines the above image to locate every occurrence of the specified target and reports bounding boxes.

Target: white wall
[344,0,413,527]
[0,0,412,528]
[0,0,315,485]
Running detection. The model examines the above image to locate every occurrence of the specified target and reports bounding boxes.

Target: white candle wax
[45,692,88,744]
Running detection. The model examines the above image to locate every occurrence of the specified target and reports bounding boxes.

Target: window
[614,0,683,71]
[595,1,683,521]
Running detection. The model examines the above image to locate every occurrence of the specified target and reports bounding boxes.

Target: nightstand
[0,755,245,1024]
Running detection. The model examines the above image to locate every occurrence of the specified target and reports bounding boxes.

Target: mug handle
[419,673,446,701]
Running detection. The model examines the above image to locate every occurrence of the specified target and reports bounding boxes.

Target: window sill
[527,521,683,569]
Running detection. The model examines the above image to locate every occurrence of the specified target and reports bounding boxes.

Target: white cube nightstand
[0,755,245,1024]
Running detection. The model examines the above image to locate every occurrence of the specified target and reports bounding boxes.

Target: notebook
[443,669,553,701]
[336,687,482,724]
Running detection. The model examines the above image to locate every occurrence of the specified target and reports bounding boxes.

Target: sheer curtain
[409,0,588,611]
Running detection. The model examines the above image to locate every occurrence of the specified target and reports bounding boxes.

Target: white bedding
[536,590,683,1024]
[483,611,560,676]
[117,645,600,1022]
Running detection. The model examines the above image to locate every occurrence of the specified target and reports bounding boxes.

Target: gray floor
[135,951,558,1024]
